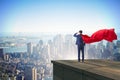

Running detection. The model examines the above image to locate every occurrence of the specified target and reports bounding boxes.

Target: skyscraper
[24,66,37,80]
[32,67,37,80]
[116,40,120,53]
[27,42,33,56]
[0,48,4,59]
[116,40,120,48]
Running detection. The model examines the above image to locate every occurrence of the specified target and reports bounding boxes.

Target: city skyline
[0,0,120,34]
[0,32,120,80]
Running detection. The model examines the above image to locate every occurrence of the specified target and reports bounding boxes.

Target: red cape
[82,28,117,43]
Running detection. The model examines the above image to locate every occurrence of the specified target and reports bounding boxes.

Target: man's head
[79,30,83,34]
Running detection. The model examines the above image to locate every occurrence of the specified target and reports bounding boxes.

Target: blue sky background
[0,0,120,34]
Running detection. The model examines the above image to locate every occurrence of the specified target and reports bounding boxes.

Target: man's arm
[73,33,79,37]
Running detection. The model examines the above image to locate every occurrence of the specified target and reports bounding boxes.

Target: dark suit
[74,33,85,62]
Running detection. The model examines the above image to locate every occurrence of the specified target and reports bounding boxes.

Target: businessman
[74,30,85,62]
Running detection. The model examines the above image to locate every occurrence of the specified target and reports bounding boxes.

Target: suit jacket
[74,33,85,46]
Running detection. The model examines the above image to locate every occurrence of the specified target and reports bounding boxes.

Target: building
[4,53,9,61]
[0,48,4,59]
[52,60,120,80]
[32,67,37,80]
[116,40,120,48]
[27,42,33,56]
[24,66,37,80]
[16,75,24,80]
[116,40,120,53]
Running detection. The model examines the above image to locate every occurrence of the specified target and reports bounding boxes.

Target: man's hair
[79,30,83,33]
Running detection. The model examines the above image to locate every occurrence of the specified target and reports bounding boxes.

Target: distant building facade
[24,66,37,80]
[0,48,4,59]
[27,42,33,56]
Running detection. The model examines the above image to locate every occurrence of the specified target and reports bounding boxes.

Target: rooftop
[52,59,120,80]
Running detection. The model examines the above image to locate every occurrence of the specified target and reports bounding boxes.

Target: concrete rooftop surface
[51,59,120,80]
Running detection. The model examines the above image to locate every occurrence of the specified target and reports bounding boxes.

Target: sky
[0,0,120,34]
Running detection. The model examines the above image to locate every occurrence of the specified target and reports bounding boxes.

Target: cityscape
[1,0,120,80]
[0,32,120,80]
